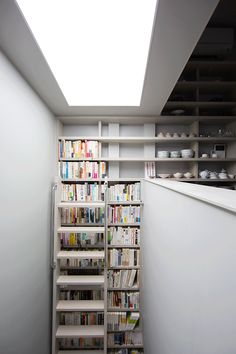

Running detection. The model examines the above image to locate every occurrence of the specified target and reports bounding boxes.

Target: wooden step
[58,226,105,233]
[57,250,105,259]
[56,325,104,338]
[58,351,104,354]
[57,275,104,286]
[56,300,104,312]
[58,202,105,208]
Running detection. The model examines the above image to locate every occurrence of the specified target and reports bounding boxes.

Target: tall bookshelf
[52,138,144,354]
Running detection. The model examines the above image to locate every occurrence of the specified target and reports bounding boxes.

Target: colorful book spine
[59,161,106,179]
[108,249,140,267]
[59,140,99,159]
[108,227,140,246]
[108,183,141,202]
[108,206,140,224]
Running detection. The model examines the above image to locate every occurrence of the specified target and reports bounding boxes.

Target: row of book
[145,162,156,178]
[60,312,104,325]
[108,291,140,309]
[108,332,143,346]
[108,270,139,289]
[61,183,105,202]
[61,207,104,224]
[108,227,140,246]
[108,206,141,224]
[108,183,141,202]
[107,312,140,331]
[60,233,104,247]
[59,161,106,179]
[60,259,104,269]
[60,289,103,301]
[108,249,140,267]
[59,140,99,159]
[59,338,103,350]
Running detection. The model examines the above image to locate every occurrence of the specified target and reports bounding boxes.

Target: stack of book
[108,291,140,309]
[108,249,140,267]
[107,312,140,331]
[60,289,103,301]
[108,270,139,289]
[108,227,140,246]
[60,232,104,247]
[108,183,141,202]
[59,161,106,179]
[59,140,99,159]
[108,206,140,224]
[61,207,104,224]
[60,312,104,325]
[108,332,143,346]
[145,162,156,178]
[61,183,105,202]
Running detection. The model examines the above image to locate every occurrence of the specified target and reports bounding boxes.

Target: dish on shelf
[199,170,209,179]
[173,133,179,138]
[157,132,164,138]
[173,172,183,178]
[158,174,171,179]
[157,151,169,158]
[166,132,171,138]
[170,151,181,158]
[201,153,209,158]
[184,172,193,179]
[228,174,235,179]
[170,109,185,115]
[181,149,194,158]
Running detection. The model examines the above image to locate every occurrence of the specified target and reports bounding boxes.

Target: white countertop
[145,179,236,214]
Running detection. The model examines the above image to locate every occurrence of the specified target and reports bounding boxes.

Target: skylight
[16,0,158,106]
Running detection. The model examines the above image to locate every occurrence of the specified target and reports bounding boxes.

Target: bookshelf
[53,140,144,354]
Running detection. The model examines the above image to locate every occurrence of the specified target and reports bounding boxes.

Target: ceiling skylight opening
[16,0,158,106]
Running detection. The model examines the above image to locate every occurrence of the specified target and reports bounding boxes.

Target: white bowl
[184,172,193,179]
[228,174,234,179]
[173,172,183,178]
[158,174,170,179]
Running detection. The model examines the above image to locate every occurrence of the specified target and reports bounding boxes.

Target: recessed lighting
[16,0,158,106]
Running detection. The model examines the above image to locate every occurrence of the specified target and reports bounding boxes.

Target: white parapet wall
[141,179,236,354]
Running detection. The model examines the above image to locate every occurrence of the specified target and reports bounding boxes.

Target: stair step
[58,351,104,354]
[57,275,104,286]
[56,300,104,312]
[58,226,105,233]
[58,202,105,208]
[56,325,104,338]
[57,250,105,259]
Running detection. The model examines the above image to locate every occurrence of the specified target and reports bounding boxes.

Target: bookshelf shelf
[108,245,140,249]
[58,202,105,208]
[56,325,104,338]
[107,345,143,349]
[108,201,143,205]
[108,287,140,291]
[108,266,140,270]
[58,226,105,233]
[108,223,141,227]
[58,351,104,354]
[56,275,105,286]
[57,250,105,259]
[56,300,104,312]
[108,308,139,312]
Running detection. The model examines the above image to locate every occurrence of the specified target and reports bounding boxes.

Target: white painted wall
[141,180,236,354]
[0,50,56,354]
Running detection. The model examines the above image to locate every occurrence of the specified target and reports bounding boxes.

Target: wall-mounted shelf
[56,300,104,312]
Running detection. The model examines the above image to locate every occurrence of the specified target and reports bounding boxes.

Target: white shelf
[56,325,104,338]
[108,307,139,312]
[61,177,141,182]
[58,202,105,208]
[58,226,105,233]
[108,201,143,205]
[58,351,103,354]
[56,300,104,312]
[108,287,139,291]
[108,245,140,249]
[57,275,104,286]
[108,223,140,227]
[57,250,105,259]
[108,266,140,270]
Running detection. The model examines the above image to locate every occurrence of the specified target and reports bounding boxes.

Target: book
[108,206,140,224]
[109,183,141,202]
[59,140,99,159]
[59,161,106,179]
[145,161,156,178]
[108,227,140,246]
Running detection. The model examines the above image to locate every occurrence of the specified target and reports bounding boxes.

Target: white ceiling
[0,0,219,118]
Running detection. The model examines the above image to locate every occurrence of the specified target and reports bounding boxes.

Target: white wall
[141,180,236,354]
[0,50,56,354]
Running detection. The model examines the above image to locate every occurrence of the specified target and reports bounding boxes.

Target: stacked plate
[181,149,194,158]
[170,151,181,158]
[157,150,169,158]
